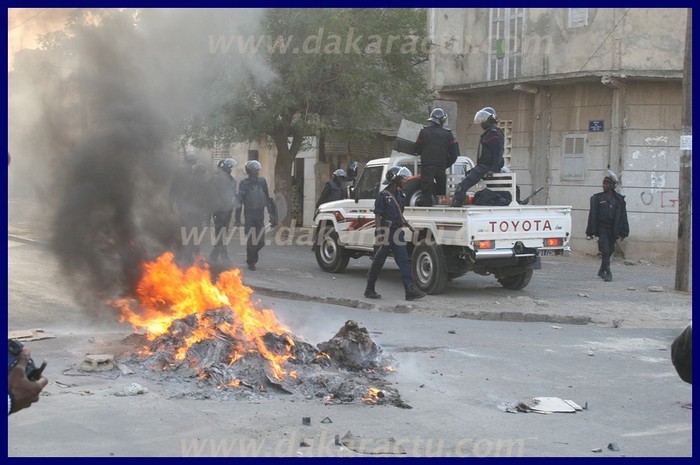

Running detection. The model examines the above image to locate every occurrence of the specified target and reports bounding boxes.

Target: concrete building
[427,8,688,261]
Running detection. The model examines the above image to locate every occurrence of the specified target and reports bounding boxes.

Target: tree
[186,8,431,222]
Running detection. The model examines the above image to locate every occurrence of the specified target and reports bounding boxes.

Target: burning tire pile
[112,253,410,408]
[121,318,410,408]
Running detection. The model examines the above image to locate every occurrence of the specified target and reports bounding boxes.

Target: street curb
[9,234,596,327]
[250,285,595,326]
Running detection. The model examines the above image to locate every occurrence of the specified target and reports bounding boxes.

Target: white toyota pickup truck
[311,123,572,294]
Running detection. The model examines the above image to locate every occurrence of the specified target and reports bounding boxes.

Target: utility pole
[675,8,692,292]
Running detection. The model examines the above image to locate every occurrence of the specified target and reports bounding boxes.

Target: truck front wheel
[315,227,350,273]
[497,269,533,290]
[412,243,448,294]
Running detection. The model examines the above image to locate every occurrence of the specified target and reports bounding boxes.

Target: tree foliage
[186,8,430,201]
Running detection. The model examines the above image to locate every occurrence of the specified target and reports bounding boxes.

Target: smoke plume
[8,8,270,314]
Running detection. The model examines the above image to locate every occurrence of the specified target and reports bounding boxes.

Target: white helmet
[474,107,498,126]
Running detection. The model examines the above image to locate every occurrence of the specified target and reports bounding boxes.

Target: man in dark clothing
[415,108,460,206]
[234,160,277,271]
[209,158,238,264]
[364,166,425,302]
[169,151,198,214]
[179,163,212,263]
[585,171,630,282]
[316,168,347,208]
[343,161,360,197]
[451,107,505,207]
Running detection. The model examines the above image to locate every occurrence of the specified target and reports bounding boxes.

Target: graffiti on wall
[639,172,678,208]
[632,137,678,209]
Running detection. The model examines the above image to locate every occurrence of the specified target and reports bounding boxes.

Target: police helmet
[474,107,498,127]
[604,170,619,189]
[347,161,359,178]
[245,160,262,176]
[217,158,237,173]
[428,108,448,126]
[332,168,347,181]
[383,166,412,185]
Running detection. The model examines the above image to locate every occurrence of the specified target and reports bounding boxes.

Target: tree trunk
[271,130,302,227]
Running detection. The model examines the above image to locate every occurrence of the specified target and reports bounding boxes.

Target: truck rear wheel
[497,269,533,290]
[315,227,350,273]
[412,243,448,294]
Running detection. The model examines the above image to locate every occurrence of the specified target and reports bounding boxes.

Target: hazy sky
[8,8,74,70]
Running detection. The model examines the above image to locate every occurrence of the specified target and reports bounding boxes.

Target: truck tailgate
[405,205,571,249]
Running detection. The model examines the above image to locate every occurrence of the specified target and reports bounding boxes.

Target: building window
[248,149,259,160]
[488,8,525,81]
[498,120,513,168]
[568,8,589,28]
[561,134,586,181]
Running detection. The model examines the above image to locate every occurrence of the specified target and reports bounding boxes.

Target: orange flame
[111,252,294,380]
[361,387,385,404]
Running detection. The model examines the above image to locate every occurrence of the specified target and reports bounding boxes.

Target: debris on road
[505,397,583,414]
[647,286,664,292]
[114,382,148,396]
[80,354,115,372]
[608,442,620,451]
[8,328,56,341]
[340,431,406,455]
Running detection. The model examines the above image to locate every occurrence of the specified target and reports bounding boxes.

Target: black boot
[598,265,606,278]
[604,269,613,282]
[364,283,381,299]
[405,284,426,301]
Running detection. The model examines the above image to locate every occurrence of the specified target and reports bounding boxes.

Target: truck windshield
[354,166,384,200]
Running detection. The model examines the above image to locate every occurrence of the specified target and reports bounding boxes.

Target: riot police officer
[316,168,347,208]
[451,107,505,207]
[415,108,460,206]
[209,158,238,263]
[169,151,198,215]
[364,166,426,301]
[585,171,629,282]
[235,160,277,270]
[344,161,360,197]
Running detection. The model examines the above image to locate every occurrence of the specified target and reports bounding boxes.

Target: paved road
[7,235,693,457]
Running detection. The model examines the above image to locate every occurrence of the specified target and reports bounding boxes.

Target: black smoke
[9,9,269,311]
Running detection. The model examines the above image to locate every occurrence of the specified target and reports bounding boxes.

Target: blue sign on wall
[589,120,604,132]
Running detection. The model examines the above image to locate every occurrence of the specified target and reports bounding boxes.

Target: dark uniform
[364,168,424,302]
[169,153,197,253]
[209,168,238,262]
[169,157,196,214]
[415,124,460,206]
[235,176,275,270]
[452,125,504,206]
[585,177,629,282]
[343,161,360,198]
[316,177,345,208]
[179,164,211,262]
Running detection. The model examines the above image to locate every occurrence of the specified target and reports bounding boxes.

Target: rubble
[118,314,409,408]
[80,354,115,372]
